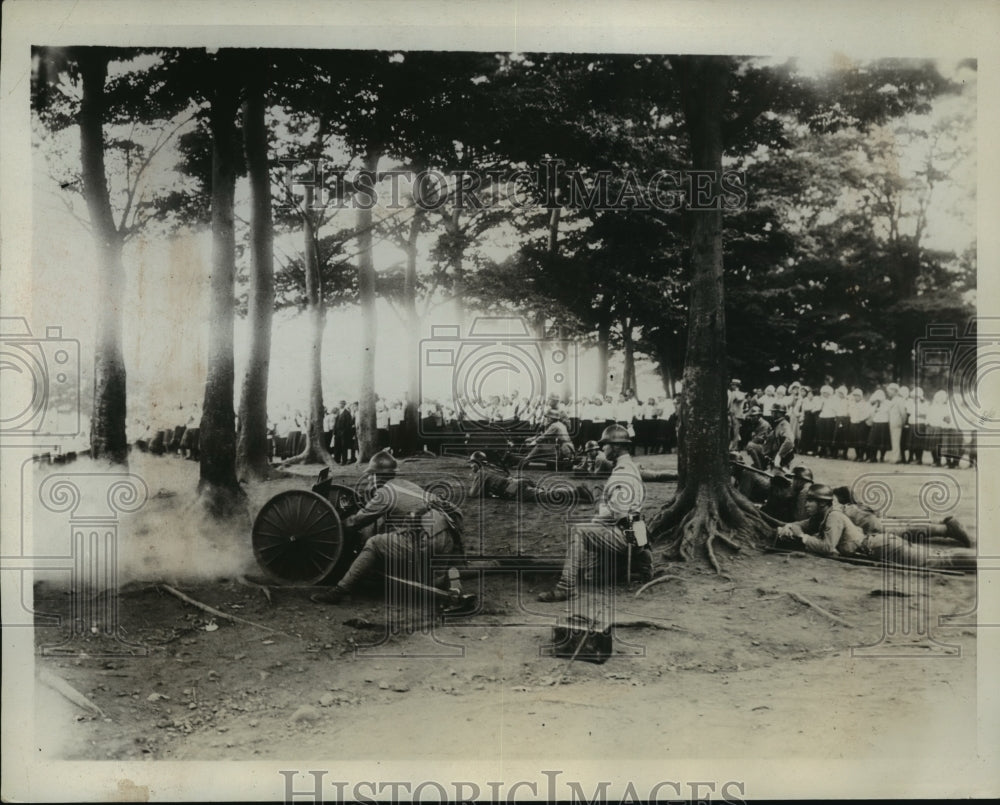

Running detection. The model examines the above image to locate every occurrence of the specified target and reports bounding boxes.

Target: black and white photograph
[2,0,998,800]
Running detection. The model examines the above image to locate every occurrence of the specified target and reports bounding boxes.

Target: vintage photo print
[2,0,998,800]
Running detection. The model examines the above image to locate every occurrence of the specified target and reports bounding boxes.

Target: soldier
[518,408,575,469]
[740,405,770,452]
[761,465,814,523]
[468,452,595,504]
[727,379,747,451]
[537,424,650,601]
[746,402,794,470]
[311,450,464,604]
[775,484,975,570]
[573,439,614,480]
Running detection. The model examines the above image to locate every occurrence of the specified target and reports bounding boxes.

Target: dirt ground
[28,450,985,786]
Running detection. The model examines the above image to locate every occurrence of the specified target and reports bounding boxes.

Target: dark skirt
[868,421,891,451]
[849,421,870,453]
[816,416,837,447]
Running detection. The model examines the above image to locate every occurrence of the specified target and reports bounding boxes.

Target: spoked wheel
[252,490,344,584]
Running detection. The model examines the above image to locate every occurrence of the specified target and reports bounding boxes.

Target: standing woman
[866,388,890,462]
[906,387,928,464]
[798,386,818,455]
[934,391,961,469]
[816,385,838,458]
[847,388,871,462]
[832,385,851,459]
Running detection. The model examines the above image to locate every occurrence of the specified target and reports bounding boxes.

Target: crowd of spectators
[123,378,978,471]
[728,379,977,468]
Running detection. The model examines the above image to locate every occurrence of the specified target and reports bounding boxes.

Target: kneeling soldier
[537,424,651,601]
[311,450,463,604]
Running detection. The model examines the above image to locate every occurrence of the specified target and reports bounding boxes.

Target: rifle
[762,546,965,576]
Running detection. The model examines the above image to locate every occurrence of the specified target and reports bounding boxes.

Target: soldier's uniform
[469,455,594,504]
[549,451,646,596]
[314,452,463,603]
[780,484,975,571]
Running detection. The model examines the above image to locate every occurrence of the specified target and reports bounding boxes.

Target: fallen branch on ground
[160,584,290,636]
[786,591,855,628]
[39,668,106,718]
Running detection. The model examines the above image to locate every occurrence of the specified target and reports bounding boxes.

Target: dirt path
[25,453,988,796]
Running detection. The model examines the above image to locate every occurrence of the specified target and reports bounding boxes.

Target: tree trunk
[651,336,676,398]
[445,207,466,323]
[356,150,380,463]
[620,319,637,397]
[647,56,769,571]
[283,186,335,468]
[403,206,425,456]
[236,59,275,481]
[78,49,128,464]
[199,53,244,516]
[596,301,611,397]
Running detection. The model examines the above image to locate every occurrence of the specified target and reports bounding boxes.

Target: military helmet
[364,449,398,476]
[598,424,631,445]
[468,450,488,465]
[584,440,600,452]
[791,465,814,483]
[806,483,834,502]
[770,403,787,416]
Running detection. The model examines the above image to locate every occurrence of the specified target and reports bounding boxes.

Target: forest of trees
[31,48,976,555]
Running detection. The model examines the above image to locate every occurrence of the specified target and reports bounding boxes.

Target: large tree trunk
[651,335,676,397]
[78,49,128,464]
[236,58,275,481]
[403,206,425,456]
[445,207,466,323]
[620,319,636,397]
[356,150,380,462]
[283,186,335,468]
[596,300,612,398]
[647,56,769,571]
[199,53,244,516]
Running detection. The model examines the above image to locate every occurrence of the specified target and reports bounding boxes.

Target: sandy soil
[29,452,982,777]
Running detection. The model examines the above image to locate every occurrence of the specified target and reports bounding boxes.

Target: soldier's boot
[943,516,973,548]
[632,547,654,584]
[537,585,574,602]
[310,585,349,605]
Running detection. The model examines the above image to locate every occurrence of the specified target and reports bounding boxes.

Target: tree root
[650,483,773,575]
[634,572,683,598]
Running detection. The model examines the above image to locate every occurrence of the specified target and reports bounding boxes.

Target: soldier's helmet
[468,451,488,466]
[805,483,835,502]
[770,403,787,417]
[791,465,814,483]
[364,449,398,477]
[584,440,600,453]
[598,424,631,445]
[748,405,762,416]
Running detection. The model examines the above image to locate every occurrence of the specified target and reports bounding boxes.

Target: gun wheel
[252,490,344,584]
